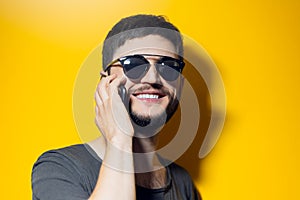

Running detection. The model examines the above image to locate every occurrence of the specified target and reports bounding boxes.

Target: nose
[140,62,162,84]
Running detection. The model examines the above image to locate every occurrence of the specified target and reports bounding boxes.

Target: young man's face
[110,35,183,132]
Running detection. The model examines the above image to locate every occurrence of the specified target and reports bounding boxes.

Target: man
[32,14,201,200]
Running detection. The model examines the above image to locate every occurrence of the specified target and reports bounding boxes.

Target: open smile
[132,90,167,102]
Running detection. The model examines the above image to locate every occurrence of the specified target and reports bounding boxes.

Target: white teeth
[136,94,159,99]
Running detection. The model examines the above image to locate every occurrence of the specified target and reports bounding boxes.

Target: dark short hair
[102,14,183,69]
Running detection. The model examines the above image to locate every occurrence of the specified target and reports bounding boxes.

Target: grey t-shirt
[32,144,201,200]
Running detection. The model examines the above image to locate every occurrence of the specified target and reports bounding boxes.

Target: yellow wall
[1,0,299,199]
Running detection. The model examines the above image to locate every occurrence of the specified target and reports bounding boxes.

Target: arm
[90,73,135,200]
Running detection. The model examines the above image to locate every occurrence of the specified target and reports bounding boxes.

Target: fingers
[98,74,127,99]
[95,74,127,115]
[94,73,134,141]
[109,75,126,90]
[100,70,108,79]
[94,91,102,108]
[97,74,117,102]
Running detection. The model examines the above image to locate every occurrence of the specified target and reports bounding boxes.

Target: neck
[133,136,158,153]
[132,135,162,172]
[133,135,167,189]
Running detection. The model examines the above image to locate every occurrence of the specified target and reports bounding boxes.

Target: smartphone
[118,85,127,103]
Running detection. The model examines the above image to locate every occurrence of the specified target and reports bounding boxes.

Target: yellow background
[1,0,299,199]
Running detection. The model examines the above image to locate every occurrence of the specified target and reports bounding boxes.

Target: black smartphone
[118,85,127,103]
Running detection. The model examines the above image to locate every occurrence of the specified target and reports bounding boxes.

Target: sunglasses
[105,54,185,81]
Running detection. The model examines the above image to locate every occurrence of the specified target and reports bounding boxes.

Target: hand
[95,73,134,150]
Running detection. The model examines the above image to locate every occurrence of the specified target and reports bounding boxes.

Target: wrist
[108,132,133,152]
[104,137,134,173]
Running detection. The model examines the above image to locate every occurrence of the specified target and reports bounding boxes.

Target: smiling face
[109,35,184,135]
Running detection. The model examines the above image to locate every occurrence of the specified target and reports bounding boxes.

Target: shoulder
[158,156,194,183]
[168,162,192,181]
[33,144,101,173]
[31,144,101,199]
[168,162,202,199]
[37,143,92,158]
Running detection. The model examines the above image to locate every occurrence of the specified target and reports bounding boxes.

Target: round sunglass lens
[158,61,180,81]
[157,65,179,81]
[125,64,149,79]
[123,56,149,79]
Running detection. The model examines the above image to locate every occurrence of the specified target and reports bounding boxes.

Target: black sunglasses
[105,54,185,81]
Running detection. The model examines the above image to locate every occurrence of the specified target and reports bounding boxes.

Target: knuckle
[102,95,109,103]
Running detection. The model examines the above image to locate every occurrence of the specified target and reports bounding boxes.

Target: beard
[126,83,181,137]
[129,96,179,137]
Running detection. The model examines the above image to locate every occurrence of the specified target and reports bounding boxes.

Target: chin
[129,109,166,128]
[129,97,179,131]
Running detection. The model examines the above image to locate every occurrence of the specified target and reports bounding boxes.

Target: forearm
[91,73,136,199]
[89,140,136,200]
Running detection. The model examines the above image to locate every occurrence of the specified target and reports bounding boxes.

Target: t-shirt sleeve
[193,182,202,200]
[184,172,202,200]
[31,150,90,200]
[169,163,202,200]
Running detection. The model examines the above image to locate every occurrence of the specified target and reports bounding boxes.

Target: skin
[88,35,184,200]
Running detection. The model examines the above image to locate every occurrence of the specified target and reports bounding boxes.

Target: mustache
[128,84,171,96]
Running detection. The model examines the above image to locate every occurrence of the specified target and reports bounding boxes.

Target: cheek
[109,67,124,77]
[168,79,183,99]
[163,80,180,97]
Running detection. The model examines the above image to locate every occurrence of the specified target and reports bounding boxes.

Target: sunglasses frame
[105,54,185,81]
